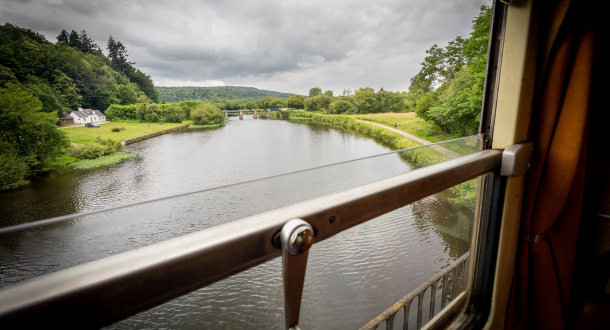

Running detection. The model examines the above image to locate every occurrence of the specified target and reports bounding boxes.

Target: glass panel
[108,175,483,329]
[0,136,480,288]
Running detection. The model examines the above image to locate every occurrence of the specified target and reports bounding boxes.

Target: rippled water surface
[0,117,473,328]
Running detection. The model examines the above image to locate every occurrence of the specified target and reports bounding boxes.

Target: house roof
[71,109,104,118]
[71,111,87,118]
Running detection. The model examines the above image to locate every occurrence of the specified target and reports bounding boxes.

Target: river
[0,117,474,329]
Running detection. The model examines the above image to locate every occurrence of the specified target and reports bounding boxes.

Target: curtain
[506,1,595,329]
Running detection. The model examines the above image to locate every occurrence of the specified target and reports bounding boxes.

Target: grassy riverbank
[69,152,135,170]
[61,120,191,170]
[286,110,449,167]
[189,123,224,129]
[285,110,477,209]
[350,113,462,143]
[64,121,190,144]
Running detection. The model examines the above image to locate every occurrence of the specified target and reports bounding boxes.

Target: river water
[0,117,474,329]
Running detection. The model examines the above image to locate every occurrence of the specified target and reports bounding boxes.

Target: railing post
[239,110,243,120]
[253,109,257,119]
[224,110,228,119]
[281,219,314,330]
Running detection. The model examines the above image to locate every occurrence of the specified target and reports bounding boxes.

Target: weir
[221,109,282,120]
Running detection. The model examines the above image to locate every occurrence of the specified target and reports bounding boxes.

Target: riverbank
[350,112,461,142]
[69,152,135,170]
[284,110,478,209]
[64,121,191,145]
[62,121,192,170]
[121,124,190,145]
[285,110,450,167]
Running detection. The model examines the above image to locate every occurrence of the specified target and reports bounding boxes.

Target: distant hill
[156,86,293,103]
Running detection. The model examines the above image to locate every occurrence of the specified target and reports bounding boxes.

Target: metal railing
[361,252,470,330]
[0,148,517,329]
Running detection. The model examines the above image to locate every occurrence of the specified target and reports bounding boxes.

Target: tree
[327,99,355,114]
[56,29,69,44]
[53,71,82,110]
[304,94,332,112]
[377,90,406,112]
[287,94,305,109]
[78,30,99,54]
[408,5,491,135]
[324,90,333,97]
[0,84,69,189]
[68,30,81,49]
[308,87,322,97]
[117,84,138,105]
[107,36,132,74]
[353,87,378,113]
[163,105,187,123]
[190,103,224,125]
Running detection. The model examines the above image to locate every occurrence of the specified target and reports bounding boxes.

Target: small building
[70,108,106,124]
[59,117,74,126]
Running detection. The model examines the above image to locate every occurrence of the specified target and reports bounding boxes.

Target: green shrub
[144,112,159,122]
[111,127,121,132]
[162,105,187,123]
[70,138,119,160]
[105,104,136,120]
[78,143,105,159]
[190,104,225,125]
[327,100,356,114]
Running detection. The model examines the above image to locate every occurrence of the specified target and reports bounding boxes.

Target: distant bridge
[224,109,283,120]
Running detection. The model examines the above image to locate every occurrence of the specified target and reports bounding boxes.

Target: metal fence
[361,252,470,330]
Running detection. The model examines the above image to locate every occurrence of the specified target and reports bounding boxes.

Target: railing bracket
[500,142,533,177]
[281,219,314,330]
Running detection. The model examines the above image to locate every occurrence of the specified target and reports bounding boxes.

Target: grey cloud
[0,0,490,93]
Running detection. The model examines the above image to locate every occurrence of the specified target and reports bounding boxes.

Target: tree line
[157,86,292,103]
[0,23,159,190]
[0,23,158,119]
[290,6,491,136]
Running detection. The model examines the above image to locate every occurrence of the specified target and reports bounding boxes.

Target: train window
[9,0,593,329]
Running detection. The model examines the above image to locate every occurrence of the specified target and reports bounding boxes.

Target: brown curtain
[506,1,595,329]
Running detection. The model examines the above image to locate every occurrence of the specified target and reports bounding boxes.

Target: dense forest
[157,86,291,103]
[0,23,157,118]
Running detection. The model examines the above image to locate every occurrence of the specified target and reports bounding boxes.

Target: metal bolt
[280,219,314,255]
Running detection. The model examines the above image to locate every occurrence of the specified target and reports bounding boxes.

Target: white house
[70,108,106,124]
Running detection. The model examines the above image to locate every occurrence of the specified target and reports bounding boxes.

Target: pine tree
[67,30,80,49]
[56,29,69,44]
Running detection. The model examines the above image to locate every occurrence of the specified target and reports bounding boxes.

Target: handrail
[362,252,471,330]
[0,149,503,328]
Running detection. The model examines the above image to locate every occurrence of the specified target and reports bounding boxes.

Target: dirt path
[356,120,462,158]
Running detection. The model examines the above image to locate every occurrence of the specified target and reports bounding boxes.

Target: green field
[351,113,461,143]
[63,121,190,145]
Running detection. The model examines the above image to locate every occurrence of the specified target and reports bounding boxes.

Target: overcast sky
[1,0,489,95]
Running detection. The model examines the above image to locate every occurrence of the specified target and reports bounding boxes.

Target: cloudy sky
[1,0,489,95]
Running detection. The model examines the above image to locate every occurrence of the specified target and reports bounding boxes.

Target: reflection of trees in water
[410,193,474,259]
[302,120,347,135]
